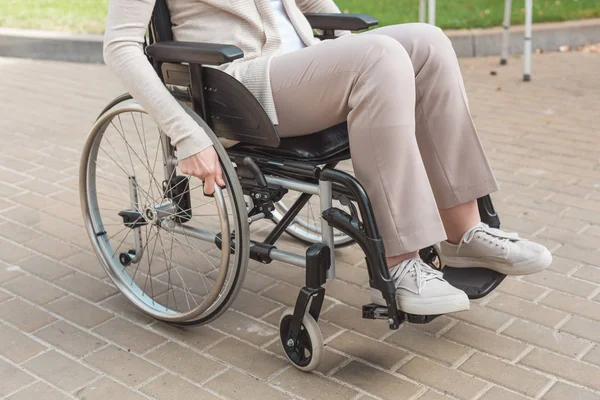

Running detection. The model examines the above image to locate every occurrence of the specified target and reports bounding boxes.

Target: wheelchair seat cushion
[232,122,350,163]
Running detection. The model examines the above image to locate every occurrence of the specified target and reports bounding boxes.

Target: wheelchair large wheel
[80,95,249,325]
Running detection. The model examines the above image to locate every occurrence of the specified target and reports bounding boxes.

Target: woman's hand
[178,146,225,195]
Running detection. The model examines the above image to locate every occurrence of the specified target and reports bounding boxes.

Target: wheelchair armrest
[304,13,379,31]
[146,41,244,65]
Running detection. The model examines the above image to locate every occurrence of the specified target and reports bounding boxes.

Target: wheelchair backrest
[147,0,281,147]
[149,0,173,44]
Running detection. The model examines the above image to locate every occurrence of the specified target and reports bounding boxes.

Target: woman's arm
[295,0,342,14]
[103,0,213,161]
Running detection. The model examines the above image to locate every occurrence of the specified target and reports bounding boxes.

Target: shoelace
[460,223,523,259]
[391,259,444,295]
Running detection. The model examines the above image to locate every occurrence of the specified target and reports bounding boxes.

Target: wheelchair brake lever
[338,195,359,219]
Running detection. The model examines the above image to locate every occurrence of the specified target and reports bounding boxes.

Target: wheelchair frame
[84,0,507,371]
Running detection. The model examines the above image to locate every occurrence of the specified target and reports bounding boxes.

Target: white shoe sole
[439,248,552,275]
[371,290,470,315]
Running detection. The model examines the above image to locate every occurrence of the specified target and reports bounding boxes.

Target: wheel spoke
[110,116,164,204]
[156,228,198,310]
[128,224,156,284]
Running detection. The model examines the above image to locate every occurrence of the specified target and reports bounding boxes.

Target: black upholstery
[232,123,350,163]
[146,41,244,65]
[304,13,379,31]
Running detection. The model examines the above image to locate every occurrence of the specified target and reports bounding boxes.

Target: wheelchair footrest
[442,266,506,300]
[362,304,440,325]
[362,303,388,320]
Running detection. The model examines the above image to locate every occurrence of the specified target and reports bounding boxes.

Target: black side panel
[203,68,281,147]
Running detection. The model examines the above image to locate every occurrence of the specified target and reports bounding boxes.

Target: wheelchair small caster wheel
[119,250,136,267]
[279,308,323,372]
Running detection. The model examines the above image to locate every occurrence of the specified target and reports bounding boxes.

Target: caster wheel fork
[279,243,329,372]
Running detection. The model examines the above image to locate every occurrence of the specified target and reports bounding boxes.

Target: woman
[103,0,552,316]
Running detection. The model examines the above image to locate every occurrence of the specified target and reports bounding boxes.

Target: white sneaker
[370,258,470,315]
[438,223,552,275]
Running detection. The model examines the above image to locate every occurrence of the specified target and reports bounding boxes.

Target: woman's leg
[363,24,551,273]
[439,201,480,244]
[270,34,446,257]
[270,34,470,315]
[362,24,498,225]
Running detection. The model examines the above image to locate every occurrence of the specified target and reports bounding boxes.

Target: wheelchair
[80,0,506,372]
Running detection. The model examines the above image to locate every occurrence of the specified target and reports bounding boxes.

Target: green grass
[337,0,600,29]
[0,0,599,33]
[0,0,110,34]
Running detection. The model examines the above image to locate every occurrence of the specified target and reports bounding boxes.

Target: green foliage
[0,0,599,33]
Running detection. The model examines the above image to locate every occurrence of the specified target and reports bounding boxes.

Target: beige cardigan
[104,0,343,160]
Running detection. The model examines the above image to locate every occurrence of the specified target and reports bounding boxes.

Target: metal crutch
[500,0,512,65]
[419,0,436,25]
[501,0,533,81]
[524,0,533,81]
[428,0,436,25]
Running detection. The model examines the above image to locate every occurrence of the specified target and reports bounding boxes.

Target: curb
[447,18,600,57]
[1,19,599,63]
[0,27,104,63]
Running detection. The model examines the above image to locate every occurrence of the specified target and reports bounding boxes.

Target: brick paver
[0,51,599,399]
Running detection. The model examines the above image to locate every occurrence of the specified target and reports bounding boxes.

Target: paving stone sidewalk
[0,51,599,400]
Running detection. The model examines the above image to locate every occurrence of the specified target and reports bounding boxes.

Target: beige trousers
[269,23,499,256]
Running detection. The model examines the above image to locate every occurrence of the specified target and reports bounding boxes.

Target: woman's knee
[353,34,414,79]
[414,23,452,47]
[413,23,457,63]
[370,23,453,56]
[385,23,458,78]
